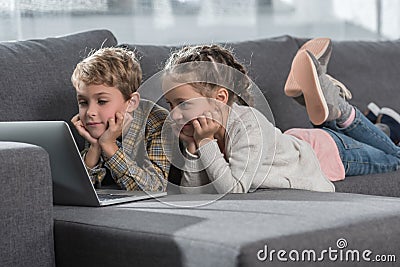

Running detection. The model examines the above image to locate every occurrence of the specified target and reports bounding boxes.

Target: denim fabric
[322,108,400,176]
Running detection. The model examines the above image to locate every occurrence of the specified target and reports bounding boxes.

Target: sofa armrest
[0,142,55,267]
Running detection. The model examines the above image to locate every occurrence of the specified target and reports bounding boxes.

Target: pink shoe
[291,50,352,125]
[291,50,328,125]
[284,38,332,98]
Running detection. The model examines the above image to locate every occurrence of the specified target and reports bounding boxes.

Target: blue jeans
[321,108,400,176]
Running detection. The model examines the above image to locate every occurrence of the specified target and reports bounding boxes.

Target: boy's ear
[127,92,140,113]
[215,87,229,104]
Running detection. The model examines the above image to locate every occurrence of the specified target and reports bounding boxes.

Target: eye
[165,101,174,110]
[179,101,189,109]
[98,99,108,105]
[78,100,87,106]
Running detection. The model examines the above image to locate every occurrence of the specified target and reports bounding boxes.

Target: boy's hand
[98,112,124,158]
[71,114,98,145]
[193,111,222,147]
[71,114,101,168]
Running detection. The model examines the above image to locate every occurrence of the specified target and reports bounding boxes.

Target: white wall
[0,0,399,43]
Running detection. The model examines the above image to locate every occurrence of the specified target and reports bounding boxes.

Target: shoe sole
[367,102,381,117]
[380,107,400,124]
[379,107,400,145]
[291,50,328,125]
[364,102,380,123]
[285,38,331,98]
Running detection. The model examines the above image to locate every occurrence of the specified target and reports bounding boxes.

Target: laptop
[0,121,166,206]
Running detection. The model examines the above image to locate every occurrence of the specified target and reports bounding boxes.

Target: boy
[71,47,170,192]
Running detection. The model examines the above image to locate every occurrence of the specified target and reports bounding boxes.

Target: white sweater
[180,103,335,194]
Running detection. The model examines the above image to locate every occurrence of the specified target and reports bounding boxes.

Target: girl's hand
[181,133,197,155]
[192,111,222,147]
[71,114,98,145]
[171,122,197,154]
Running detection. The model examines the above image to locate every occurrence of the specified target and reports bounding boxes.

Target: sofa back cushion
[296,38,400,114]
[121,36,307,131]
[3,32,398,143]
[228,37,311,130]
[128,37,400,132]
[0,30,117,124]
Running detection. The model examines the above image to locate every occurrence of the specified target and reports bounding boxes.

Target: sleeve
[179,148,217,194]
[104,110,171,192]
[196,110,268,194]
[81,147,107,185]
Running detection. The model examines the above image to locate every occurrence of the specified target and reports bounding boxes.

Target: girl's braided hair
[164,44,253,106]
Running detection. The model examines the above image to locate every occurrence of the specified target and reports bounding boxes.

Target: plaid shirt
[82,100,171,192]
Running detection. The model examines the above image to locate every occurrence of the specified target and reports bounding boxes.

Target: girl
[162,41,400,194]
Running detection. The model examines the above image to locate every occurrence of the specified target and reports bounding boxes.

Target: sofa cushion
[0,142,54,267]
[0,29,117,148]
[228,36,312,131]
[54,190,400,267]
[122,37,400,197]
[120,36,310,131]
[334,171,400,197]
[124,37,400,138]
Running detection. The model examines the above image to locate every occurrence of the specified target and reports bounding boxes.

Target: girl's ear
[215,87,229,104]
[127,92,140,113]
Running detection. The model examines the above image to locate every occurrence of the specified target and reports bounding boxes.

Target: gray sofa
[1,30,399,267]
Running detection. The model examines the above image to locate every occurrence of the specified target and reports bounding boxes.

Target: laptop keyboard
[97,193,134,201]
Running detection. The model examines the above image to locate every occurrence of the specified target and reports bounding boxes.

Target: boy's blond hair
[72,47,142,100]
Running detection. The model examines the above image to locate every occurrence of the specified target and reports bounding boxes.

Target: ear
[127,92,140,113]
[215,87,229,104]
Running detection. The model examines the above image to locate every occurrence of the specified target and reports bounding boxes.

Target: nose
[86,103,97,117]
[171,108,183,122]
